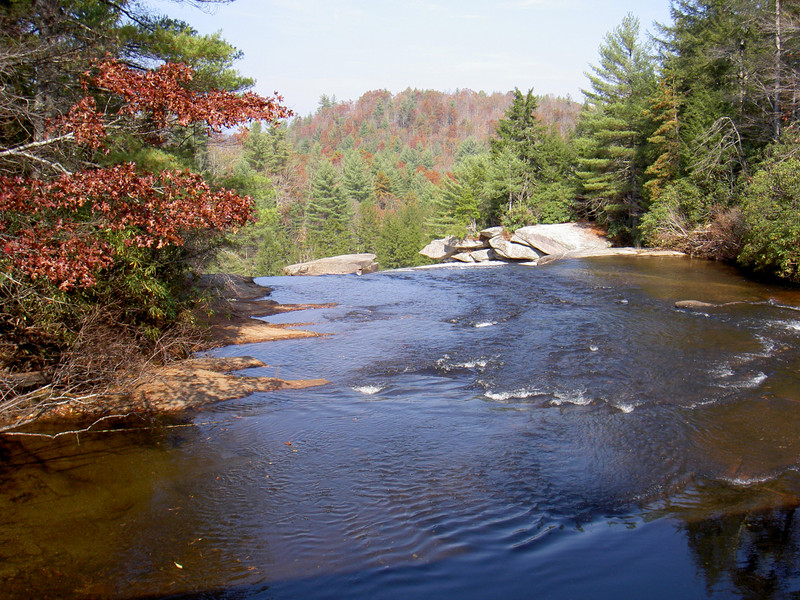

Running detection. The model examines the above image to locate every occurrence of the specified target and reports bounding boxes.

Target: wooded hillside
[206,89,580,273]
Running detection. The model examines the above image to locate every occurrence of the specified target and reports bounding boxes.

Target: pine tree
[341,150,374,204]
[306,160,352,255]
[644,77,682,201]
[576,13,656,241]
[429,155,487,238]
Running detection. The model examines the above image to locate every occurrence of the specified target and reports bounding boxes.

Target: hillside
[206,89,582,275]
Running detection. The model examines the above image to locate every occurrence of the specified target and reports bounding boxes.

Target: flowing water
[3,256,800,599]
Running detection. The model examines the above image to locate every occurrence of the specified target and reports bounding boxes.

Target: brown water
[2,257,800,599]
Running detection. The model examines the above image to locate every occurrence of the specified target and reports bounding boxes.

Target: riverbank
[1,275,331,434]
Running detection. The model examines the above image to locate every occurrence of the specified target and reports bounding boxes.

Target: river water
[3,256,800,599]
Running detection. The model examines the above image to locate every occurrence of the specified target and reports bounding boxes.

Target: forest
[209,1,800,284]
[2,0,800,406]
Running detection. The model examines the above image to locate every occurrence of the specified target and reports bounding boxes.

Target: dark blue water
[3,257,800,599]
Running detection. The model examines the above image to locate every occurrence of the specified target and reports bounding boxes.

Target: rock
[419,237,458,260]
[513,223,611,255]
[479,226,504,240]
[675,300,718,309]
[537,247,685,266]
[284,254,378,276]
[452,237,487,251]
[675,299,743,310]
[470,249,496,262]
[191,273,271,300]
[451,252,477,263]
[488,236,543,261]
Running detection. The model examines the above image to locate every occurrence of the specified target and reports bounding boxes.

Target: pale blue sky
[159,0,673,117]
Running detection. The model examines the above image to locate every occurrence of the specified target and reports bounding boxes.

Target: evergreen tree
[429,155,488,237]
[486,89,546,223]
[576,13,656,242]
[376,201,429,269]
[243,122,291,174]
[644,77,682,201]
[341,150,374,204]
[306,160,352,255]
[485,89,577,227]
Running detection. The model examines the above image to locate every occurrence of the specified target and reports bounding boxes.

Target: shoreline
[408,247,687,270]
[2,275,331,435]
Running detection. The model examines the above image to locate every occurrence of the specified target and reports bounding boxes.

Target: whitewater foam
[612,401,637,414]
[722,474,774,487]
[436,356,489,370]
[484,388,540,402]
[740,371,768,388]
[474,321,498,328]
[353,385,385,395]
[550,390,592,407]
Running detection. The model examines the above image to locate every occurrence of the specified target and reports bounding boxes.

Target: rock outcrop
[419,237,457,260]
[419,223,686,267]
[284,253,379,276]
[419,223,615,266]
[513,223,611,255]
[489,235,543,261]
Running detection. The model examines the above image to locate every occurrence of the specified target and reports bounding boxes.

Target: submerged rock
[284,253,379,276]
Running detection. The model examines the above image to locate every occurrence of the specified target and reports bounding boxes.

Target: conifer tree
[341,150,374,204]
[306,160,352,255]
[429,155,486,237]
[576,13,656,241]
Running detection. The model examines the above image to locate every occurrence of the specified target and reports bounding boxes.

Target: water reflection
[655,475,800,599]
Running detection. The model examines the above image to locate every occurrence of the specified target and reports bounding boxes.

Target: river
[2,256,800,599]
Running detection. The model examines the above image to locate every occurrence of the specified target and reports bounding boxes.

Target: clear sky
[159,0,673,117]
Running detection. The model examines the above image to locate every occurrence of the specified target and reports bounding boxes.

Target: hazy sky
[160,0,673,117]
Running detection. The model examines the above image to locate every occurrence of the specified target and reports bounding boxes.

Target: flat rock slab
[489,236,543,261]
[132,357,329,412]
[284,253,379,276]
[537,247,686,265]
[513,223,611,255]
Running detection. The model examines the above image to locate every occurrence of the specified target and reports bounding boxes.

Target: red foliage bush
[2,60,292,290]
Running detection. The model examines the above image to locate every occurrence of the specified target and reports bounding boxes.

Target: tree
[644,76,682,201]
[486,89,577,227]
[306,160,352,255]
[376,200,429,269]
[576,13,657,241]
[429,155,487,238]
[341,150,374,204]
[738,133,800,281]
[2,59,289,290]
[0,2,291,407]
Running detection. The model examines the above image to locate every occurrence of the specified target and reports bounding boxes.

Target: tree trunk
[774,0,783,140]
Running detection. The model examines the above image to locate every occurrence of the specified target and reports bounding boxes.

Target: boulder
[419,237,458,260]
[470,249,496,262]
[284,254,379,276]
[479,226,503,240]
[452,237,487,251]
[488,236,543,261]
[513,223,611,255]
[451,252,476,263]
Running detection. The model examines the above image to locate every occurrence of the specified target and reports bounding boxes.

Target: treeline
[217,0,800,283]
[207,89,580,272]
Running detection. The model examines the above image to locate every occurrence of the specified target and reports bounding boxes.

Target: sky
[158,0,673,118]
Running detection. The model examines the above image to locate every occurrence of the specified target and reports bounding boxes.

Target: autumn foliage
[2,59,291,291]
